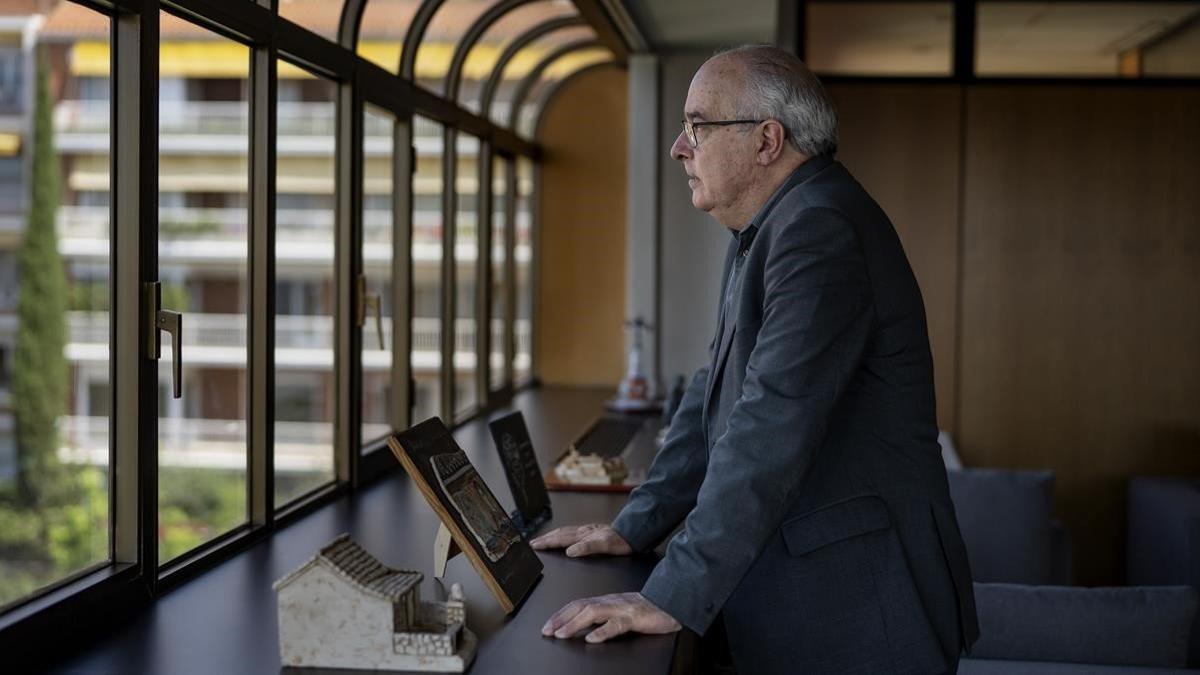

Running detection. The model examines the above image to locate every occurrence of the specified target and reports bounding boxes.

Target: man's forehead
[685,60,743,119]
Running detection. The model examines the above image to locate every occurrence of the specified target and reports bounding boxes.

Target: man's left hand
[541,592,681,643]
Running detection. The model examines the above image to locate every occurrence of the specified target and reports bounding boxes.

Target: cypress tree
[12,56,67,508]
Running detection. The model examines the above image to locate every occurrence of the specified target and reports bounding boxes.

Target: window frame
[0,0,599,657]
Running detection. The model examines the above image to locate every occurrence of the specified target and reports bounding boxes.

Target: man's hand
[541,592,681,643]
[530,524,632,558]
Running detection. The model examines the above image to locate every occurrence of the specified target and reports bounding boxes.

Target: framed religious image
[388,418,542,613]
[487,411,552,537]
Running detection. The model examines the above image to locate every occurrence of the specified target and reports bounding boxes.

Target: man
[533,45,979,674]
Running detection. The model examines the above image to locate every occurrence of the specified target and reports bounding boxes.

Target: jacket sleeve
[611,363,711,552]
[638,207,873,634]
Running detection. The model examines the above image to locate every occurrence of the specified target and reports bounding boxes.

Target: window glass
[357,0,419,74]
[515,47,611,138]
[488,156,508,392]
[414,0,499,95]
[278,0,343,42]
[514,157,533,384]
[156,18,250,563]
[485,23,596,126]
[806,1,953,76]
[0,0,111,607]
[978,2,1200,77]
[412,115,443,423]
[454,134,479,419]
[457,0,581,113]
[274,64,336,508]
[361,104,393,449]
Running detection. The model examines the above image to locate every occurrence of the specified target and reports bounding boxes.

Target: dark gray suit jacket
[612,156,980,674]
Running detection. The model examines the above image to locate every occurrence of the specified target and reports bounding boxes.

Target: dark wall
[830,82,1200,585]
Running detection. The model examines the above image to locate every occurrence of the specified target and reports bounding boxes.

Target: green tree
[11,57,67,510]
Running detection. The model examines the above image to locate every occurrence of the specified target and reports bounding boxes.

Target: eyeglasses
[681,118,764,148]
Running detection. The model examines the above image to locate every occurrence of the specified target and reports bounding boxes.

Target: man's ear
[756,120,787,165]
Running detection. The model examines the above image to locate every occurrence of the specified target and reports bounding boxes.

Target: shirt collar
[729,155,834,252]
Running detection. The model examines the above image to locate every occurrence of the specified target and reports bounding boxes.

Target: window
[488,155,509,392]
[806,2,954,76]
[454,134,480,418]
[514,156,533,384]
[0,0,545,637]
[514,47,612,138]
[274,64,337,508]
[457,0,582,114]
[412,115,443,423]
[361,104,394,448]
[977,2,1200,77]
[357,0,416,74]
[0,1,111,609]
[156,17,250,564]
[414,0,499,95]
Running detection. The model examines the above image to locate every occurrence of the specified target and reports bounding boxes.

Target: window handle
[144,282,183,399]
[357,275,384,350]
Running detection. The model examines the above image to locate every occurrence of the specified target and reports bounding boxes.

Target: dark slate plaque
[388,417,542,613]
[488,411,552,536]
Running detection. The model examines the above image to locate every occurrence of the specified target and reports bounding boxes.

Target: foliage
[11,57,66,507]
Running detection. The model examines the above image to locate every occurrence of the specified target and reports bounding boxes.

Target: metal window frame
[2,0,601,658]
[445,0,535,100]
[508,38,602,133]
[479,16,588,121]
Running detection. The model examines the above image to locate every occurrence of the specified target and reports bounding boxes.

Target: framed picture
[388,418,542,613]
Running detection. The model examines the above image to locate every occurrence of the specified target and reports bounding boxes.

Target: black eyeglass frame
[681,119,765,147]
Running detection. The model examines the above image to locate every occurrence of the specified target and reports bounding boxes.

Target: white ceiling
[619,0,778,50]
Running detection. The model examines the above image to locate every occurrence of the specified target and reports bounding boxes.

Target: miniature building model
[273,534,476,672]
[554,447,630,485]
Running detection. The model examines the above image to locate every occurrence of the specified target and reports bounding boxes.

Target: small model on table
[274,533,476,672]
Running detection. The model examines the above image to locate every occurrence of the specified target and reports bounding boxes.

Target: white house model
[273,534,477,672]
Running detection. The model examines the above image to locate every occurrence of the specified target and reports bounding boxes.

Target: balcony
[55,100,454,150]
[65,311,531,371]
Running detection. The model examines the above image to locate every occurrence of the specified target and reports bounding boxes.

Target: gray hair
[713,45,839,157]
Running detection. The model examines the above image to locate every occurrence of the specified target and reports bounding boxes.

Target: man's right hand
[530,524,633,558]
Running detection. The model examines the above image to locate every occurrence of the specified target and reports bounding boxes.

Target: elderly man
[533,45,979,674]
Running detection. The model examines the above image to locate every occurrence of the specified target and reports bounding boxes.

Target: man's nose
[669,131,691,161]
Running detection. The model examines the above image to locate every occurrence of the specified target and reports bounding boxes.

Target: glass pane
[485,23,597,125]
[278,0,343,43]
[978,2,1200,77]
[415,0,500,96]
[454,135,479,419]
[514,157,533,385]
[412,115,443,424]
[806,2,953,76]
[457,0,582,113]
[0,2,110,607]
[357,0,420,74]
[157,18,248,564]
[488,156,508,392]
[362,104,393,450]
[515,47,612,137]
[274,65,336,508]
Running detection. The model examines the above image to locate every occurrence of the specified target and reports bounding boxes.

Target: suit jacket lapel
[703,254,743,431]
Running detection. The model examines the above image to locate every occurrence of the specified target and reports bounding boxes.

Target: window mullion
[392,118,414,432]
[248,44,276,525]
[440,128,457,422]
[335,79,362,485]
[111,0,160,587]
[476,142,492,403]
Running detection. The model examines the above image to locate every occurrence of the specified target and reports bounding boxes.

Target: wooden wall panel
[960,85,1200,585]
[535,65,629,386]
[828,83,963,435]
